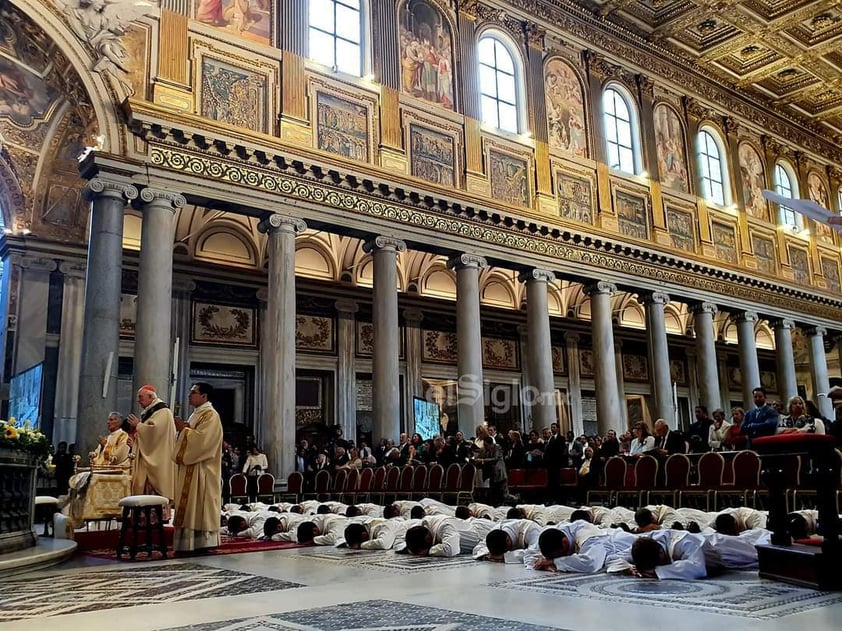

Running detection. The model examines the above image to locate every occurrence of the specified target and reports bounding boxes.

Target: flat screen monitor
[413,396,440,440]
[9,363,43,428]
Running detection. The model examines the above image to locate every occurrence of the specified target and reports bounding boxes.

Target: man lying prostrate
[399,515,496,557]
[703,528,771,570]
[634,508,662,533]
[226,510,279,538]
[392,500,423,518]
[597,506,635,529]
[297,500,324,514]
[345,503,384,517]
[263,513,310,541]
[608,529,709,580]
[342,518,412,550]
[513,504,577,526]
[787,509,818,539]
[296,513,352,546]
[468,502,510,521]
[710,507,767,534]
[473,518,542,563]
[420,498,457,516]
[524,521,635,573]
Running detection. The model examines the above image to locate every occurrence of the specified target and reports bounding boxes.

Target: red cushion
[752,434,835,446]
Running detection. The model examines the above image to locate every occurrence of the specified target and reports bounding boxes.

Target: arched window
[308,0,363,76]
[602,86,640,174]
[697,127,729,207]
[478,34,521,134]
[774,161,801,228]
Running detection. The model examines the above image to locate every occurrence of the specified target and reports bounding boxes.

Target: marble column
[77,178,137,455]
[363,236,406,442]
[519,269,557,432]
[643,291,673,422]
[448,254,487,432]
[772,319,798,403]
[517,324,532,430]
[692,302,721,411]
[53,261,87,446]
[734,311,761,407]
[403,308,424,434]
[335,299,359,445]
[806,326,832,419]
[259,213,307,479]
[584,281,619,435]
[170,277,196,415]
[614,339,627,428]
[132,188,185,398]
[565,332,584,436]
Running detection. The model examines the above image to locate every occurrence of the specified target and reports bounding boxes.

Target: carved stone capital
[446,253,488,271]
[335,299,359,316]
[258,213,307,234]
[518,268,556,284]
[83,178,138,203]
[640,291,670,306]
[564,331,580,345]
[805,326,828,338]
[172,277,197,294]
[690,301,718,316]
[732,310,759,324]
[58,260,88,279]
[459,0,480,18]
[585,51,621,80]
[16,255,58,272]
[136,188,186,212]
[771,318,795,331]
[636,73,655,98]
[363,235,407,254]
[402,308,424,325]
[722,115,739,136]
[525,22,546,49]
[583,281,617,296]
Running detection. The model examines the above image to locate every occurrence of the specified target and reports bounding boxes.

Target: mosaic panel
[556,170,593,224]
[489,149,529,207]
[398,0,455,109]
[200,58,266,133]
[788,245,811,286]
[739,142,768,221]
[409,124,455,187]
[194,0,271,45]
[808,172,834,244]
[712,222,738,264]
[666,205,695,252]
[751,233,777,275]
[316,91,369,161]
[615,190,649,240]
[821,255,841,293]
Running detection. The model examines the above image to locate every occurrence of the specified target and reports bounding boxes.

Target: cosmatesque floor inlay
[161,599,566,630]
[291,547,478,573]
[493,570,842,619]
[0,562,303,621]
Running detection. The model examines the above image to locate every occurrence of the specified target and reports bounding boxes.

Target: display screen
[9,363,43,428]
[413,396,440,440]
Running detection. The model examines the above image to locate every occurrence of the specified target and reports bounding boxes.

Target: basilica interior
[1,0,842,628]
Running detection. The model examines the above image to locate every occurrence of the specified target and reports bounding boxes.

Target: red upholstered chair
[457,463,476,504]
[410,465,429,499]
[718,450,761,508]
[633,456,659,507]
[680,452,724,511]
[397,466,414,500]
[355,467,375,503]
[442,463,462,504]
[281,472,304,503]
[650,453,690,506]
[371,466,388,504]
[312,469,332,501]
[588,456,626,506]
[256,473,276,503]
[332,469,349,501]
[507,468,527,493]
[229,473,248,504]
[426,464,445,500]
[384,466,401,503]
[341,468,360,503]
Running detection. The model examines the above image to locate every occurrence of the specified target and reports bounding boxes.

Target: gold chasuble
[172,401,223,551]
[133,401,176,499]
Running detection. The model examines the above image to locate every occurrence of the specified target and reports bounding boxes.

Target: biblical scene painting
[615,191,649,240]
[821,256,841,294]
[544,58,587,157]
[787,245,811,286]
[398,0,455,109]
[0,56,56,128]
[739,143,768,221]
[654,104,688,193]
[409,124,455,187]
[556,171,593,223]
[751,233,777,275]
[666,206,695,252]
[808,172,834,243]
[489,150,529,207]
[201,58,266,132]
[194,0,271,45]
[712,222,738,264]
[316,91,369,162]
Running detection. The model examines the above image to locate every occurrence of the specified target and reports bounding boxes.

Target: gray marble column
[259,213,306,479]
[772,319,798,403]
[335,299,359,445]
[77,178,137,455]
[448,254,487,432]
[692,302,721,411]
[517,324,532,430]
[643,291,673,422]
[403,308,424,434]
[132,188,185,398]
[565,332,584,436]
[170,277,196,415]
[519,269,558,432]
[585,281,619,435]
[614,339,627,428]
[363,236,406,442]
[734,311,761,407]
[54,261,87,446]
[806,326,832,419]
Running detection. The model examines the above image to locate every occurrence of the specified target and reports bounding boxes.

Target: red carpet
[79,529,305,561]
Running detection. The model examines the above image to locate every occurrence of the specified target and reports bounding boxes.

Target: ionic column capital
[335,299,359,316]
[14,255,58,272]
[732,310,759,324]
[805,325,828,338]
[258,213,307,234]
[640,291,671,306]
[172,277,197,293]
[690,301,718,316]
[83,178,138,203]
[363,235,407,253]
[402,308,424,325]
[58,260,87,278]
[446,253,488,271]
[583,280,617,296]
[136,187,186,211]
[564,331,581,345]
[518,268,556,284]
[771,318,796,331]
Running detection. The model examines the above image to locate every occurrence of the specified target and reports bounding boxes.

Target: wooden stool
[34,496,59,536]
[117,495,169,560]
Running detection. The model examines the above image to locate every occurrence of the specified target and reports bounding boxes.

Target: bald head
[137,386,158,408]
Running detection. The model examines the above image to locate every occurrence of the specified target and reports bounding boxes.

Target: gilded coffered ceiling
[567,0,842,142]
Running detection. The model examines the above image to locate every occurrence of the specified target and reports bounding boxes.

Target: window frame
[696,125,730,207]
[477,30,526,135]
[773,160,802,229]
[306,0,368,78]
[601,84,642,175]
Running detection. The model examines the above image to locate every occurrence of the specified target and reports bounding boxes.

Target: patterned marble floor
[4,544,842,631]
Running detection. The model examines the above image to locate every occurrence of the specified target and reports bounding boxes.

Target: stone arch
[479,269,517,309]
[418,259,456,299]
[664,302,685,335]
[194,224,260,268]
[295,235,338,281]
[755,321,775,350]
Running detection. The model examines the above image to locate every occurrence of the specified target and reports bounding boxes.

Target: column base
[757,542,842,591]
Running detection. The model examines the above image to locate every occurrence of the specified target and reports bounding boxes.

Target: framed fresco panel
[787,244,811,286]
[199,57,268,133]
[192,302,257,347]
[397,0,456,110]
[665,205,695,252]
[544,57,587,157]
[482,337,518,370]
[193,0,272,45]
[556,170,594,224]
[622,354,649,383]
[821,255,841,294]
[409,124,456,187]
[808,172,834,244]
[738,142,768,221]
[614,189,650,240]
[654,104,689,193]
[314,90,370,162]
[711,221,738,264]
[751,233,777,275]
[488,149,530,208]
[356,321,374,357]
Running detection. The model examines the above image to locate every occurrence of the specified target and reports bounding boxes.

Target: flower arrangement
[0,418,52,463]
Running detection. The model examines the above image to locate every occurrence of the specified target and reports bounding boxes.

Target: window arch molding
[773,159,801,229]
[475,26,528,135]
[305,0,371,78]
[696,123,731,207]
[601,82,643,175]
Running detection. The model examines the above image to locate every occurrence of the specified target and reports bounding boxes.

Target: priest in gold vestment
[172,382,223,552]
[127,385,176,499]
[91,412,131,467]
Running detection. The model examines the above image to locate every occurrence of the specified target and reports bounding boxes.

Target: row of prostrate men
[222,498,826,579]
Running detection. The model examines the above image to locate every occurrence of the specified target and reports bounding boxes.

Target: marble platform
[0,538,77,578]
[2,545,842,630]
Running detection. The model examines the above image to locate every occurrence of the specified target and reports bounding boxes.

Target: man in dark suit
[653,419,686,456]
